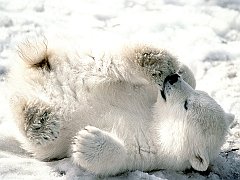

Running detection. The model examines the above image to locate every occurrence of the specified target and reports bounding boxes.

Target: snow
[0,0,240,179]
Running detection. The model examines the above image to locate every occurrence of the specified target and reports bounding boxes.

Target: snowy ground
[0,0,240,179]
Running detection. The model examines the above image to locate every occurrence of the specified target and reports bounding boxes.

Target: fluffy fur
[8,37,234,176]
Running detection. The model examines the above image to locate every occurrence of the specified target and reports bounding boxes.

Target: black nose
[165,74,180,85]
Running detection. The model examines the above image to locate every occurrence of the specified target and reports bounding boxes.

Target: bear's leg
[10,96,60,145]
[124,46,179,86]
[71,126,127,176]
[178,63,196,89]
[124,46,196,88]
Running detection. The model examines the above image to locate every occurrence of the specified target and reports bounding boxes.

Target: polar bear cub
[8,37,234,176]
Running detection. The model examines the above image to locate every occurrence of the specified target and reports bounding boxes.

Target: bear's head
[157,74,234,171]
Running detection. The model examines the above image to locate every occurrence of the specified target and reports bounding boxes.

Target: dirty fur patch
[17,37,51,71]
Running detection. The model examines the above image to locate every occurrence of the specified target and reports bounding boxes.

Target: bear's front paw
[24,103,60,145]
[72,126,127,176]
[72,126,112,163]
[132,46,179,86]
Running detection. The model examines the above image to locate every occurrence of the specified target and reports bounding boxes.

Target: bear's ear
[225,113,235,126]
[189,149,209,171]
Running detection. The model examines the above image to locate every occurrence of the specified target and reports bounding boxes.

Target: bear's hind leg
[10,96,60,145]
[24,102,60,145]
[71,126,127,176]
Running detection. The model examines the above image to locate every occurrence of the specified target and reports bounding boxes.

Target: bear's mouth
[160,89,166,101]
[160,74,180,101]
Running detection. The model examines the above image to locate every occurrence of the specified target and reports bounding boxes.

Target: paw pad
[24,105,60,145]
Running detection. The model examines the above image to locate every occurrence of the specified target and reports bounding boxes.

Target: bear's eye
[184,100,188,110]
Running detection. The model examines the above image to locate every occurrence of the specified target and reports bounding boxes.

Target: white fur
[8,37,234,176]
